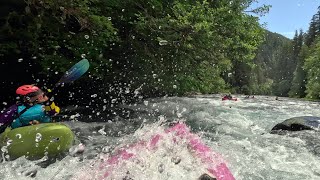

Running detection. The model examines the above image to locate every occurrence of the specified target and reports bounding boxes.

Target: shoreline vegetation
[1,1,320,111]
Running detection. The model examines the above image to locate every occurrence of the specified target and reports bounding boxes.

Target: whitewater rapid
[1,95,320,180]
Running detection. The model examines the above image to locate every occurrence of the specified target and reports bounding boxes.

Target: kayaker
[0,84,60,132]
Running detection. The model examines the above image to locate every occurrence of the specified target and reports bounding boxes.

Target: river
[1,95,320,180]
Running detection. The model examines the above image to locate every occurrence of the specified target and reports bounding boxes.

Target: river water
[1,95,320,180]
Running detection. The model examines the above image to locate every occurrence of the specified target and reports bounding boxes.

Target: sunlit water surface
[1,95,320,180]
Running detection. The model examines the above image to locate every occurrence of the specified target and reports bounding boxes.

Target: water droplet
[159,40,168,46]
[18,58,23,62]
[16,134,22,139]
[50,137,60,142]
[1,146,8,153]
[84,35,90,39]
[171,156,181,164]
[158,163,164,173]
[98,127,106,135]
[6,139,12,146]
[35,133,42,142]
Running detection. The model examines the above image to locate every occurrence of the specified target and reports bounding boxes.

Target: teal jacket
[11,104,51,129]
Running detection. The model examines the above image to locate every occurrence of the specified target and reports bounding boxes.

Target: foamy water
[1,95,320,180]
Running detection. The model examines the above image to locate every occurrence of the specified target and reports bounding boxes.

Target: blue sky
[250,0,320,39]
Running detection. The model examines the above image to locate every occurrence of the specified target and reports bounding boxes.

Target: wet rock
[271,116,320,134]
[198,173,216,180]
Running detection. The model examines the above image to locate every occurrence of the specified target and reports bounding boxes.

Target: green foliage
[123,0,265,95]
[0,0,118,76]
[272,80,291,96]
[288,44,308,98]
[304,38,320,99]
[290,7,320,100]
[0,0,267,99]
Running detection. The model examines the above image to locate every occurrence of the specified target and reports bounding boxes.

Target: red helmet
[16,85,40,96]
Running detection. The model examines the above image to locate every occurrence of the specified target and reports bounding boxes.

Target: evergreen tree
[289,30,308,98]
[305,15,317,46]
[252,30,292,96]
[304,38,320,99]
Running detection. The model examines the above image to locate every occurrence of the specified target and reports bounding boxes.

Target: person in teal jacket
[5,85,60,129]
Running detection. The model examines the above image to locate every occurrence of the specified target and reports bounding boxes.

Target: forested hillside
[251,6,320,100]
[243,31,292,95]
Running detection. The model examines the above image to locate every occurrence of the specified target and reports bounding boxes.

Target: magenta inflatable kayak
[73,122,235,180]
[222,97,238,101]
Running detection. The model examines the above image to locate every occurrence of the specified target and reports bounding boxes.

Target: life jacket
[11,104,51,129]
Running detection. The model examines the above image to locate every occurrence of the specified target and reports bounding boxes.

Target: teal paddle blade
[56,59,90,86]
